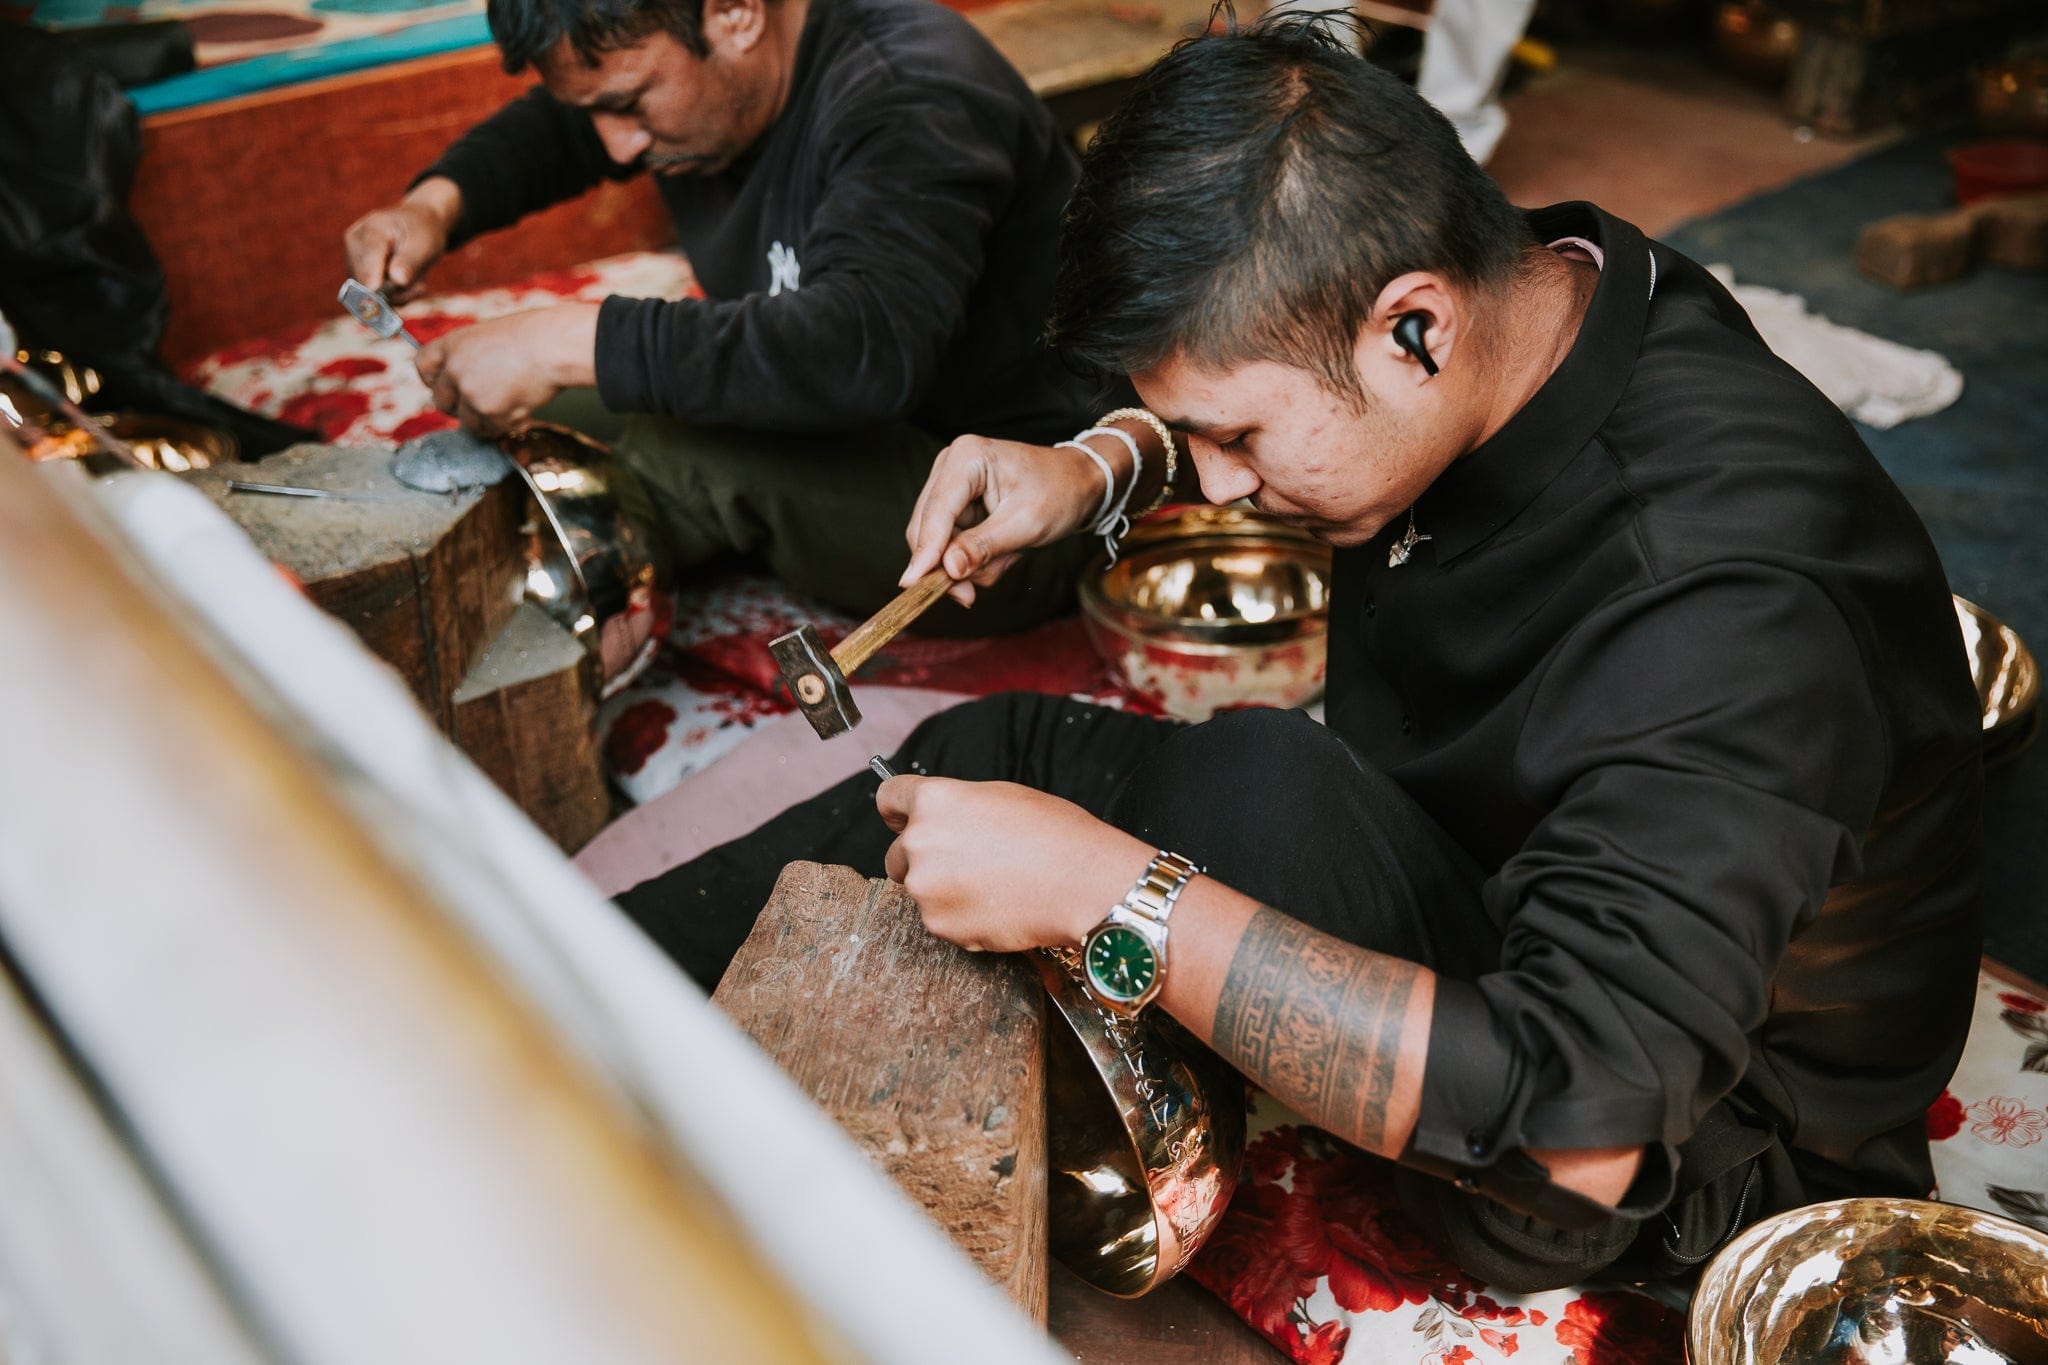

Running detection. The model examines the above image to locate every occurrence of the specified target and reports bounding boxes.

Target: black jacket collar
[1406,203,1654,565]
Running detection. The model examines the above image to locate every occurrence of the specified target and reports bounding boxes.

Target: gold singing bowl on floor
[1687,1197,2048,1364]
[1037,953,1246,1298]
[1080,506,1333,722]
[1954,595,2040,765]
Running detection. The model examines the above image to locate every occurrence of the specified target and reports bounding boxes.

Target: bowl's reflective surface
[1954,595,2040,766]
[1080,507,1333,721]
[1688,1197,2048,1365]
[1037,952,1245,1298]
[497,423,666,695]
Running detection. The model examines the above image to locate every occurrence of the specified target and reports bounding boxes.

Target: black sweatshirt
[421,0,1101,442]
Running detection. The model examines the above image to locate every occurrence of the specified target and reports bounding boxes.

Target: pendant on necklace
[1388,509,1431,568]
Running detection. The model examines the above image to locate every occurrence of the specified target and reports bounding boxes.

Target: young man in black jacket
[619,15,1984,1293]
[344,0,1099,627]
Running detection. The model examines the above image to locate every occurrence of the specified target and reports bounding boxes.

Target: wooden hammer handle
[831,568,955,677]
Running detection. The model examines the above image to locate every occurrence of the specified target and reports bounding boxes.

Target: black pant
[617,692,1790,1293]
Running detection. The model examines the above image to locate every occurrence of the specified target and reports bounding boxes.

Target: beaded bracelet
[1098,407,1178,519]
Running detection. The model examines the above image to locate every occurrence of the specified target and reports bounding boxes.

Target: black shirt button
[1466,1129,1489,1158]
[1365,600,1377,618]
[1401,714,1414,735]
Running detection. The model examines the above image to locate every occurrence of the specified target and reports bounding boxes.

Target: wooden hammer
[769,568,955,739]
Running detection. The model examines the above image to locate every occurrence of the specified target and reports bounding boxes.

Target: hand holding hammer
[769,568,956,739]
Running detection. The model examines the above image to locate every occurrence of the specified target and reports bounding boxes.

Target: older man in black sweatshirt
[344,0,1099,627]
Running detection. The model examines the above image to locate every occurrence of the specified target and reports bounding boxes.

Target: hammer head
[769,623,862,740]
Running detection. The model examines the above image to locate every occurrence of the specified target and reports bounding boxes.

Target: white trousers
[1415,0,1539,163]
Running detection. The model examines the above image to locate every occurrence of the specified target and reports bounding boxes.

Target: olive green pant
[539,389,1088,636]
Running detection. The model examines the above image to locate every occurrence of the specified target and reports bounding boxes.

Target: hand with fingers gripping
[875,774,1153,952]
[899,433,1130,607]
[415,305,601,437]
[344,177,463,303]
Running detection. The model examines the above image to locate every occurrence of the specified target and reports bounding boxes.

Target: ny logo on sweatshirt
[767,241,802,297]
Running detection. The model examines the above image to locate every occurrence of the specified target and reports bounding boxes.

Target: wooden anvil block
[187,444,526,729]
[712,861,1048,1323]
[451,602,609,852]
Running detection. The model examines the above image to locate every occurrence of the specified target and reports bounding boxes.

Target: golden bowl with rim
[1080,506,1333,722]
[1688,1196,2048,1364]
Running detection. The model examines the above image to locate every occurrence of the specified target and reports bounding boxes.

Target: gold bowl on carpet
[1036,951,1245,1298]
[1687,1197,2048,1364]
[1954,595,2040,766]
[1080,506,1333,722]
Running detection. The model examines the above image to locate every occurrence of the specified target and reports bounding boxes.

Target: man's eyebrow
[574,84,643,112]
[1155,414,1214,437]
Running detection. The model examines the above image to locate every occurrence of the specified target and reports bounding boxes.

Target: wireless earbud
[1393,312,1439,377]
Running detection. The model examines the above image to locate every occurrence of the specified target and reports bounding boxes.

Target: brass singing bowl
[103,413,240,471]
[1687,1197,2048,1364]
[1036,953,1246,1297]
[496,422,666,697]
[1954,595,2040,765]
[1080,506,1333,722]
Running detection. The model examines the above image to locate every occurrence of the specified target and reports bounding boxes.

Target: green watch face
[1085,924,1158,1004]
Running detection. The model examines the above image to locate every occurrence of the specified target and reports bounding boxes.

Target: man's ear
[704,0,768,54]
[1352,273,1461,394]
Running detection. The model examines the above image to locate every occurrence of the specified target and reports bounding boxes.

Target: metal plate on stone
[391,429,513,493]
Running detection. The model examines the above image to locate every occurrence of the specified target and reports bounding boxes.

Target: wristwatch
[1079,850,1201,1016]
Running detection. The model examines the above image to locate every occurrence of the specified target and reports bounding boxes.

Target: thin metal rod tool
[227,481,416,505]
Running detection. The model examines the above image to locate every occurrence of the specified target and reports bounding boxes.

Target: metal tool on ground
[338,279,423,350]
[770,568,956,739]
[227,480,416,505]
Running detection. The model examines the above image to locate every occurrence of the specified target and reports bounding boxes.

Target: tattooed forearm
[1211,906,1420,1154]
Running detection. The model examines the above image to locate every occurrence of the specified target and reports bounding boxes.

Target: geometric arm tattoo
[1211,906,1420,1154]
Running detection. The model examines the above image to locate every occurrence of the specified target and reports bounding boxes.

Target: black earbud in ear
[1393,312,1439,377]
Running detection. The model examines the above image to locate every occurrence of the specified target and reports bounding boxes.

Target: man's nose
[1192,442,1260,506]
[591,113,650,165]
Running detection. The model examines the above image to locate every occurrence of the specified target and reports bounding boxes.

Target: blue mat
[1664,132,2048,980]
[125,13,493,114]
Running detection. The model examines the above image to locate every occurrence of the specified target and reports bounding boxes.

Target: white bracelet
[1073,426,1143,563]
[1056,438,1118,529]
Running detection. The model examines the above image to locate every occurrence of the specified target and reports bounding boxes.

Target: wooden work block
[1856,210,1980,289]
[1976,193,2048,273]
[712,862,1048,1323]
[187,444,526,729]
[451,602,609,853]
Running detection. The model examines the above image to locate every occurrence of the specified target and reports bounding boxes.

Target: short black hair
[1047,7,1534,395]
[488,0,709,72]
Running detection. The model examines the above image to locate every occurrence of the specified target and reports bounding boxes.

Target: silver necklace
[1387,507,1431,568]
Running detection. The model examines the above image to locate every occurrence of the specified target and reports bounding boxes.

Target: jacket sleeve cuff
[1408,977,1676,1229]
[594,294,661,415]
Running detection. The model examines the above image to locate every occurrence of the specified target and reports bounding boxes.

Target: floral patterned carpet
[192,254,2048,1364]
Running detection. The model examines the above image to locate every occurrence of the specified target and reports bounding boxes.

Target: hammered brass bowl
[1080,506,1333,722]
[495,422,667,696]
[101,413,240,471]
[1036,953,1246,1297]
[1954,595,2040,766]
[1687,1197,2048,1364]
